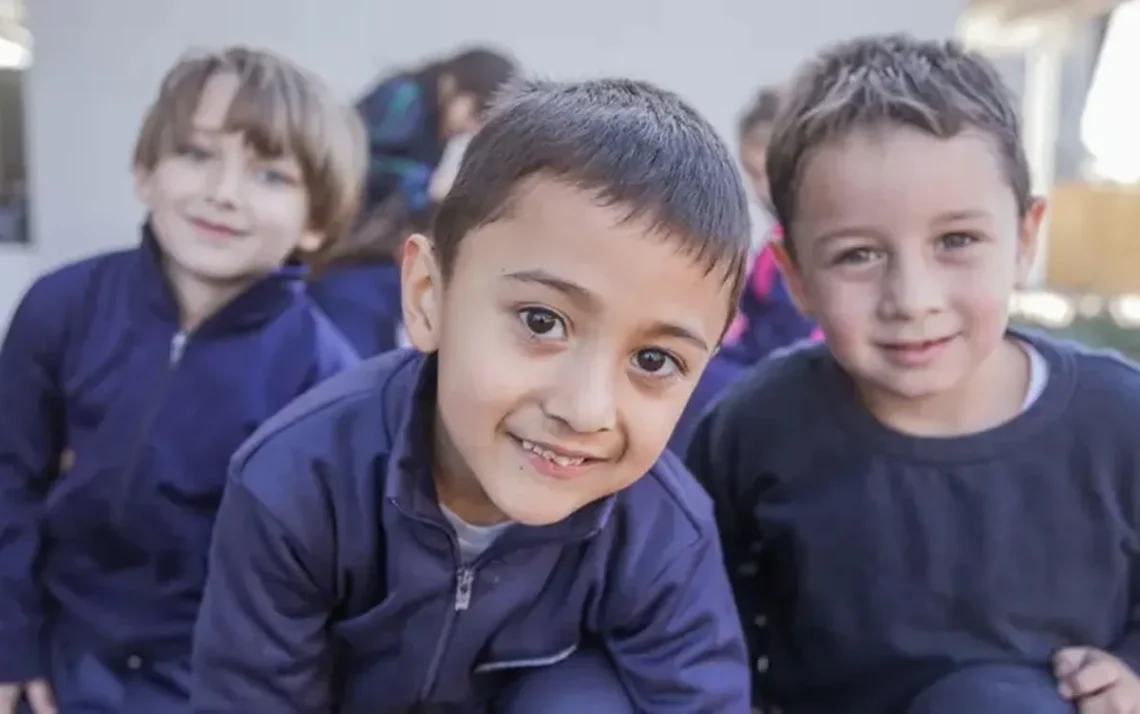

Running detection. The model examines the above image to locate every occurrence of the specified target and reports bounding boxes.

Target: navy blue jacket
[192,349,751,713]
[307,261,403,358]
[0,228,358,682]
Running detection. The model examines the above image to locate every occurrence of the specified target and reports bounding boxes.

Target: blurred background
[0,0,1137,355]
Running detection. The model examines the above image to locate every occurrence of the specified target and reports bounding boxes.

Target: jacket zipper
[111,331,188,523]
[417,547,477,701]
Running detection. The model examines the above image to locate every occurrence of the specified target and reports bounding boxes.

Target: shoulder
[233,349,420,477]
[229,349,422,542]
[612,449,717,551]
[1039,332,1140,416]
[24,249,131,305]
[8,250,132,345]
[700,340,835,445]
[305,300,362,371]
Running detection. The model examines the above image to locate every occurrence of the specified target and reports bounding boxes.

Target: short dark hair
[738,86,784,139]
[768,34,1030,258]
[433,77,751,300]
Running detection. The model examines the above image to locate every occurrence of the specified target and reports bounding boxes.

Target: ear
[437,73,456,101]
[296,229,324,254]
[400,233,443,353]
[133,167,154,207]
[771,239,815,318]
[1015,197,1048,287]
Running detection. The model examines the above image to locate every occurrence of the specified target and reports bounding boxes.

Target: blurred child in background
[667,85,819,454]
[0,46,363,714]
[308,46,518,358]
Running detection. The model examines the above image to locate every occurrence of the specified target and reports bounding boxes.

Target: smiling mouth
[880,335,956,351]
[510,435,601,469]
[190,217,247,237]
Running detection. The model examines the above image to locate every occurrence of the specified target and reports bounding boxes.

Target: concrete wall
[0,0,964,329]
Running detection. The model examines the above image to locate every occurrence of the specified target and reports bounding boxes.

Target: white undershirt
[1019,340,1049,412]
[438,502,513,563]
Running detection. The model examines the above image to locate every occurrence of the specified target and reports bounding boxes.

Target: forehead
[451,177,735,340]
[162,70,298,159]
[793,126,1017,237]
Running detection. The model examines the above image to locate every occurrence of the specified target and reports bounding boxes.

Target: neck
[162,258,255,331]
[860,336,1030,437]
[431,409,507,525]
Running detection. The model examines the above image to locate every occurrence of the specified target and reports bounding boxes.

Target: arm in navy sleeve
[603,527,752,711]
[0,280,66,683]
[191,456,336,714]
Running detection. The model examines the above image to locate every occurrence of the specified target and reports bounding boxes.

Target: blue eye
[179,144,212,162]
[254,168,292,186]
[518,307,566,340]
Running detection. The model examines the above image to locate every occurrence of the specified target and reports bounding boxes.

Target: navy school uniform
[192,349,752,713]
[686,332,1140,714]
[0,225,358,710]
[307,260,404,358]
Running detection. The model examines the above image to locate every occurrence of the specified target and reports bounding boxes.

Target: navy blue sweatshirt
[686,332,1140,714]
[0,228,358,682]
[191,349,751,713]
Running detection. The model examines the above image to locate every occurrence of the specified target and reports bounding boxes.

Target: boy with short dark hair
[687,34,1140,714]
[191,77,754,713]
[0,46,363,713]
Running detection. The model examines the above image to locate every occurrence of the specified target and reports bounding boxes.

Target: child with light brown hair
[0,46,363,713]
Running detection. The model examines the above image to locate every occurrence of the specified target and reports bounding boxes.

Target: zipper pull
[454,568,475,612]
[170,331,188,365]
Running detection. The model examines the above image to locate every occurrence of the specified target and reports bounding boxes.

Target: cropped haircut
[433,77,752,302]
[133,46,367,248]
[767,34,1031,258]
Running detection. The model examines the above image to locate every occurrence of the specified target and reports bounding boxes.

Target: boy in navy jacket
[687,35,1140,714]
[192,78,754,712]
[0,47,363,713]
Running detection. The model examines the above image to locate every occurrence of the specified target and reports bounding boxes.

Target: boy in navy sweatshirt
[191,78,754,713]
[0,47,363,714]
[687,34,1140,714]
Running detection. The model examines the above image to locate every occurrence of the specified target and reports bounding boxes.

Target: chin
[488,490,581,527]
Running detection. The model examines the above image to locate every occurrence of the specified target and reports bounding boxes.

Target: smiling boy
[191,77,754,713]
[688,34,1140,714]
[0,47,362,714]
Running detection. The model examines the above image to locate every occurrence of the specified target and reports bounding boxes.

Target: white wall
[2,0,963,329]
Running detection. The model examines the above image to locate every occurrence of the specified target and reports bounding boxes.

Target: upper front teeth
[520,439,585,467]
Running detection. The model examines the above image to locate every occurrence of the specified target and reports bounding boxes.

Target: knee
[496,648,634,714]
[907,664,1072,714]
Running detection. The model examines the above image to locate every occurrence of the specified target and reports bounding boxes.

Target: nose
[544,355,618,434]
[879,253,943,321]
[206,158,243,208]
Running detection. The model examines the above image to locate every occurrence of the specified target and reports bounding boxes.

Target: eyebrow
[814,208,994,245]
[933,209,992,223]
[502,269,711,351]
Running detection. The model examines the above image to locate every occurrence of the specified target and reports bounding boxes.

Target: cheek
[435,307,530,431]
[949,261,1016,328]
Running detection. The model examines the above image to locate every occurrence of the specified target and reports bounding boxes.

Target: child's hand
[1055,646,1140,713]
[0,679,55,714]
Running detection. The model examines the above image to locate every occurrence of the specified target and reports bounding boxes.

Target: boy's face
[401,177,735,526]
[135,72,322,287]
[778,126,1043,406]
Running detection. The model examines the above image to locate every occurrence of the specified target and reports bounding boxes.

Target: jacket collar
[133,220,307,336]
